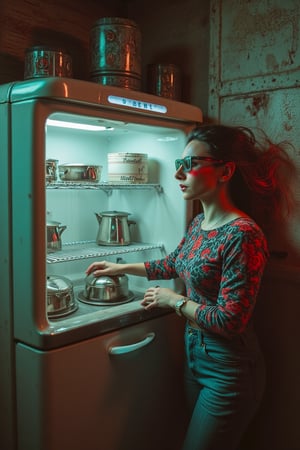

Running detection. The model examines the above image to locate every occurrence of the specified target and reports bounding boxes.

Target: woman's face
[175,139,225,202]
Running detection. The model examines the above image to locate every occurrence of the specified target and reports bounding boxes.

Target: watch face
[175,298,186,316]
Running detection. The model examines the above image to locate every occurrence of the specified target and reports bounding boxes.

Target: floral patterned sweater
[144,214,269,339]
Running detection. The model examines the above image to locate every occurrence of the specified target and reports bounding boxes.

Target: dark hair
[187,124,297,232]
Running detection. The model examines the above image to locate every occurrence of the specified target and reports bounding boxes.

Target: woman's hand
[86,261,147,278]
[86,260,123,277]
[141,286,180,310]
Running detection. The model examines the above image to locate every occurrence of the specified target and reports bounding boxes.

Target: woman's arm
[86,260,147,277]
[193,226,268,338]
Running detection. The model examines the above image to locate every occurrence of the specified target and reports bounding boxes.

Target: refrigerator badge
[108,95,167,113]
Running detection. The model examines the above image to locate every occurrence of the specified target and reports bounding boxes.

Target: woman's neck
[200,201,247,230]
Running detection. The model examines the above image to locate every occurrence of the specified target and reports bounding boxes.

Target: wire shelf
[46,182,163,194]
[46,241,164,263]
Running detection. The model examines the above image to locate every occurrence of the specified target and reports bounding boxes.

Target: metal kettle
[95,210,136,246]
[47,221,67,252]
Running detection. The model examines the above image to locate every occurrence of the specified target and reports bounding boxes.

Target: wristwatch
[175,297,188,316]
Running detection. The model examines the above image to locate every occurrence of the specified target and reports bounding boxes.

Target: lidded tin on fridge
[89,17,142,90]
[24,46,73,79]
[147,63,182,100]
[107,153,148,184]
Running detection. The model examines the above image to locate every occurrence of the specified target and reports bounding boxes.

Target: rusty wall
[0,0,127,83]
[209,2,300,450]
[209,0,300,266]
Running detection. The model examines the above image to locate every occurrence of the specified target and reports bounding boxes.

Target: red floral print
[144,214,268,339]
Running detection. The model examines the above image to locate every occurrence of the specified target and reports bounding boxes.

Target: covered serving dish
[78,273,134,305]
[47,275,78,318]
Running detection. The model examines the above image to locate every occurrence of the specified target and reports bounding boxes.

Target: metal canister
[45,159,58,183]
[147,63,182,100]
[24,46,73,79]
[89,17,142,90]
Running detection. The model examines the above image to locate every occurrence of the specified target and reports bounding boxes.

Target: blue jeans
[182,324,266,450]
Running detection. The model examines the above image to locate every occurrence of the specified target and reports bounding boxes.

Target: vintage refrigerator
[0,78,203,450]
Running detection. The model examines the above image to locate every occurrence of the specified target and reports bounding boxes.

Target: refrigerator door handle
[108,332,156,355]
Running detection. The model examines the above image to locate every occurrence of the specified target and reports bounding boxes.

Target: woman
[86,125,295,450]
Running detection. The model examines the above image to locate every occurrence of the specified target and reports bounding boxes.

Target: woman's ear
[219,162,236,182]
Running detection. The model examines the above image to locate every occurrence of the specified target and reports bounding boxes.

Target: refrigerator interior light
[46,119,114,132]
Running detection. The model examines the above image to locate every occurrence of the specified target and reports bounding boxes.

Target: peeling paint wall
[209,0,300,266]
[221,1,300,79]
[209,2,300,450]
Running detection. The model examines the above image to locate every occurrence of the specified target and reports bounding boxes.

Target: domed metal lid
[47,275,73,293]
[85,273,127,288]
[98,210,130,217]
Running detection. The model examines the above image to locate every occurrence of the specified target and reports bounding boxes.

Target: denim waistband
[185,321,259,349]
[185,321,213,339]
[186,320,207,332]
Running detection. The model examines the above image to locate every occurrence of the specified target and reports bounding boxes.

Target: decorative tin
[24,46,73,79]
[90,72,141,91]
[147,63,182,100]
[89,17,142,90]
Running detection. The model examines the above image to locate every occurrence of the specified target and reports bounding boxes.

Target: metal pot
[45,159,58,182]
[58,164,102,182]
[47,221,67,253]
[95,210,136,246]
[80,273,130,305]
[46,275,77,318]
